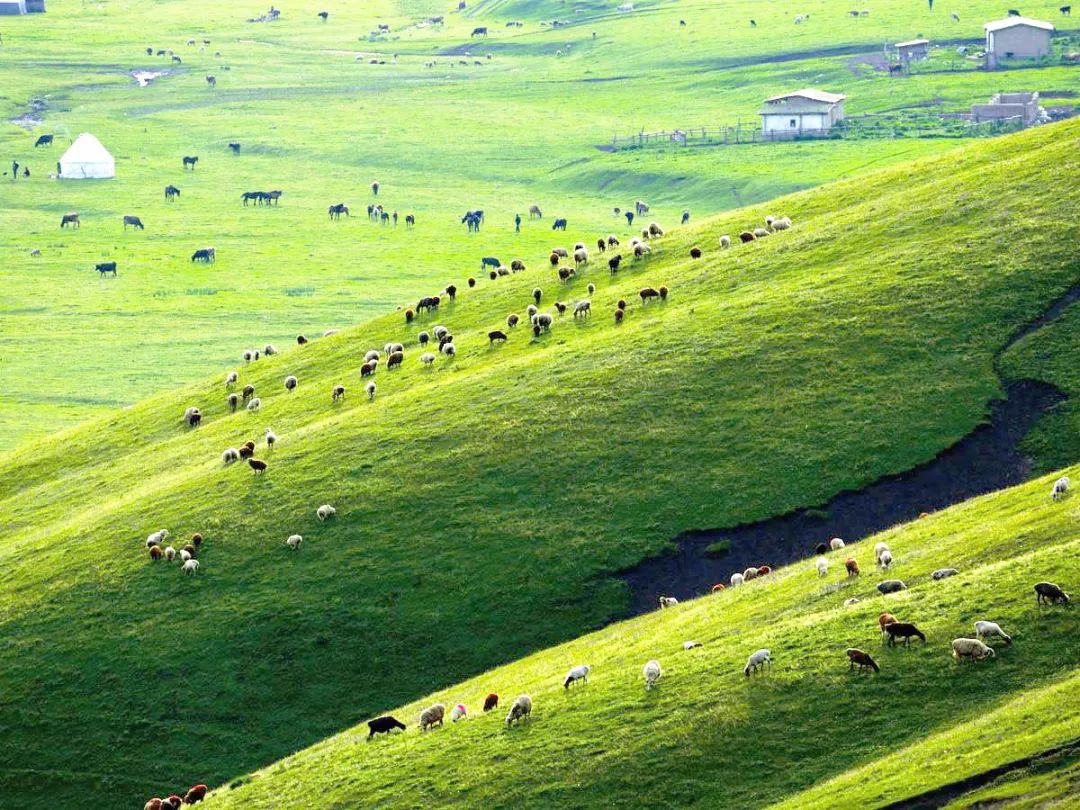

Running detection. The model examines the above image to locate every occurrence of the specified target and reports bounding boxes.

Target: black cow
[123,215,145,230]
[34,134,53,147]
[480,256,501,270]
[96,261,117,276]
[471,26,488,36]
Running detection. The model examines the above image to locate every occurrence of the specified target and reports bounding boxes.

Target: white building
[760,89,846,139]
[984,17,1055,68]
[59,134,115,179]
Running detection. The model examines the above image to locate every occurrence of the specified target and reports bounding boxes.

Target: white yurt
[59,133,115,179]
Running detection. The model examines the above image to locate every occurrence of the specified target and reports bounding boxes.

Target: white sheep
[830,537,845,551]
[743,567,759,581]
[974,621,1012,645]
[744,648,772,677]
[182,558,200,575]
[658,596,678,608]
[225,371,238,387]
[932,568,958,580]
[683,641,701,650]
[421,352,436,365]
[573,300,591,318]
[563,664,590,688]
[1051,476,1069,500]
[146,529,169,547]
[526,304,538,318]
[441,343,456,357]
[719,235,731,248]
[364,350,380,363]
[772,216,792,231]
[730,572,745,587]
[505,694,532,725]
[180,549,192,563]
[265,427,277,451]
[450,703,467,722]
[222,447,240,464]
[643,660,662,691]
[286,534,302,550]
[164,546,176,562]
[323,329,339,337]
[419,703,445,731]
[317,504,336,521]
[952,638,995,662]
[815,557,828,577]
[247,397,261,412]
[878,550,893,570]
[366,381,377,400]
[433,326,448,341]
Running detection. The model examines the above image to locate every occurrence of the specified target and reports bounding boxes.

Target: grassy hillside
[2,0,1077,446]
[0,120,1078,807]
[205,465,1080,809]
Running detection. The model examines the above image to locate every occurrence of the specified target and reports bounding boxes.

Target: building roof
[896,39,929,48]
[60,133,114,165]
[764,88,846,105]
[984,17,1055,33]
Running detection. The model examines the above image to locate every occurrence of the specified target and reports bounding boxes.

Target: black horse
[165,185,181,200]
[552,218,567,231]
[328,203,350,219]
[182,156,199,170]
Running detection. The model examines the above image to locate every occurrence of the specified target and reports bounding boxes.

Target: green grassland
[0,119,1078,807]
[1,0,1078,447]
[204,466,1080,808]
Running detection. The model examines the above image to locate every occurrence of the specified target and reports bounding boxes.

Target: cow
[471,26,488,36]
[480,256,501,270]
[123,215,145,231]
[229,142,241,153]
[60,213,80,229]
[95,261,118,276]
[34,134,53,147]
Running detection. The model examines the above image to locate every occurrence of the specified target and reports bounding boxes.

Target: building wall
[988,27,1052,61]
[27,0,46,11]
[762,112,829,136]
[0,0,28,15]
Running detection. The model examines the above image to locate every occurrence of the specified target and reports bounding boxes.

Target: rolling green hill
[203,465,1080,809]
[0,119,1078,807]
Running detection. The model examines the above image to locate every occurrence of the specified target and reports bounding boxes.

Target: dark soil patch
[9,98,47,130]
[616,279,1080,613]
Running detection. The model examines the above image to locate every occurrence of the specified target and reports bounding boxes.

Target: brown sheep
[640,287,660,303]
[507,314,519,328]
[614,309,624,323]
[554,302,567,315]
[483,693,499,712]
[191,533,203,547]
[690,247,702,259]
[239,445,255,460]
[405,309,415,323]
[468,277,477,287]
[845,558,860,577]
[511,260,525,271]
[549,252,560,266]
[149,546,164,561]
[249,458,268,474]
[387,351,404,369]
[659,286,668,300]
[878,612,897,640]
[558,267,575,281]
[242,385,256,402]
[846,648,880,673]
[360,362,376,377]
[739,231,755,243]
[617,299,627,310]
[489,330,508,344]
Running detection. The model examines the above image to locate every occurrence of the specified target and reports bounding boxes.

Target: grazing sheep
[690,247,702,259]
[181,559,200,575]
[484,693,499,711]
[247,397,261,412]
[648,222,663,238]
[227,393,239,412]
[658,596,679,608]
[365,350,381,363]
[640,287,660,303]
[505,694,532,725]
[884,622,925,646]
[753,228,770,238]
[587,283,595,295]
[265,427,277,451]
[614,309,624,323]
[730,572,745,587]
[683,641,702,650]
[164,546,176,562]
[225,371,238,387]
[633,242,650,257]
[433,326,449,341]
[743,566,759,581]
[360,362,376,378]
[419,703,446,731]
[879,612,897,639]
[145,799,164,810]
[878,549,893,570]
[388,351,404,369]
[146,529,169,547]
[846,648,880,673]
[180,549,192,562]
[183,785,208,804]
[874,541,891,564]
[816,556,828,577]
[878,579,906,594]
[1051,476,1070,500]
[191,533,202,547]
[772,216,792,231]
[367,716,406,739]
[264,344,278,356]
[317,504,336,521]
[150,545,164,560]
[332,385,346,402]
[366,381,377,400]
[815,542,828,555]
[720,235,731,248]
[297,335,308,345]
[249,458,267,474]
[952,638,995,662]
[574,300,591,318]
[243,350,253,363]
[533,287,543,304]
[421,352,436,366]
[442,343,456,357]
[932,568,958,580]
[574,248,588,266]
[711,583,726,593]
[1035,582,1070,605]
[974,620,1012,645]
[739,231,755,243]
[451,704,468,722]
[643,659,662,691]
[659,286,668,300]
[830,537,845,551]
[534,313,553,332]
[845,558,860,577]
[286,534,302,550]
[744,648,772,677]
[242,384,256,402]
[239,444,255,460]
[222,447,240,464]
[489,330,508,345]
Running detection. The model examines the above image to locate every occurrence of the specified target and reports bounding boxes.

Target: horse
[242,191,262,206]
[405,214,415,228]
[328,203,350,220]
[165,185,181,200]
[229,142,241,153]
[34,134,53,147]
[182,156,199,170]
[60,213,80,229]
[318,11,329,20]
[206,75,217,87]
[123,215,145,231]
[552,218,567,231]
[462,212,482,232]
[529,204,542,218]
[95,261,117,277]
[266,190,283,205]
[191,248,215,263]
[635,200,649,215]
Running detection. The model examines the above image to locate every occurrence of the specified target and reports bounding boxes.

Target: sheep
[366,381,377,400]
[239,442,255,460]
[225,371,238,387]
[150,545,164,561]
[1035,582,1070,605]
[286,534,302,550]
[249,458,268,474]
[878,550,893,570]
[451,703,468,722]
[180,549,192,562]
[317,504,336,521]
[931,568,958,580]
[183,785,208,804]
[164,546,176,562]
[433,326,449,341]
[526,304,538,318]
[874,541,890,563]
[1051,476,1070,500]
[658,596,679,608]
[284,375,298,392]
[222,447,240,464]
[332,385,346,402]
[711,583,726,593]
[830,537,845,550]
[846,648,880,673]
[743,566,759,581]
[191,533,203,548]
[879,612,898,639]
[730,572,745,587]
[557,267,575,282]
[145,798,164,810]
[719,235,731,248]
[564,664,591,688]
[367,716,406,739]
[952,638,995,662]
[739,231,755,243]
[421,352,436,365]
[242,384,256,402]
[629,659,662,695]
[744,648,772,677]
[533,313,553,332]
[815,542,828,555]
[511,260,526,272]
[365,350,381,363]
[360,362,376,378]
[441,343,456,357]
[614,309,624,323]
[845,558,860,577]
[574,248,588,266]
[227,393,239,412]
[264,344,278,355]
[878,579,906,594]
[146,529,169,547]
[772,216,792,231]
[265,427,277,451]
[587,283,595,295]
[659,286,668,300]
[419,703,446,731]
[489,330,508,345]
[247,397,261,412]
[533,287,543,304]
[690,247,702,259]
[683,640,702,650]
[483,693,499,711]
[505,694,532,725]
[640,287,660,303]
[648,222,663,238]
[974,620,1012,645]
[182,559,200,575]
[574,300,591,318]
[634,242,650,257]
[884,622,925,646]
[418,332,430,348]
[753,227,770,239]
[389,351,406,369]
[816,557,828,577]
[243,350,253,363]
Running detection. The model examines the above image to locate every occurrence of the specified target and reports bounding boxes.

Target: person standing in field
[515,213,521,232]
